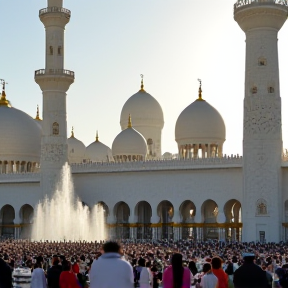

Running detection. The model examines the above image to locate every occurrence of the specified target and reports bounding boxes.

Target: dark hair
[34,262,42,269]
[138,258,146,267]
[211,257,222,269]
[146,261,151,268]
[62,260,71,271]
[203,263,212,273]
[171,253,184,288]
[102,241,121,253]
[52,259,59,266]
[188,261,198,275]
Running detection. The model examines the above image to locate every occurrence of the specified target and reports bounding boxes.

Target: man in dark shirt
[47,257,62,288]
[234,253,268,288]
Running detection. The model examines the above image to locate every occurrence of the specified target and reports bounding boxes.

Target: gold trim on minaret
[35,105,42,121]
[96,130,99,142]
[139,74,146,92]
[0,80,10,107]
[71,126,74,138]
[128,114,132,128]
[197,78,205,101]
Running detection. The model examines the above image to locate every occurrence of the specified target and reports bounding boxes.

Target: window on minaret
[268,87,274,93]
[147,138,153,156]
[252,87,257,94]
[52,122,59,135]
[58,46,62,55]
[49,46,53,55]
[258,58,267,66]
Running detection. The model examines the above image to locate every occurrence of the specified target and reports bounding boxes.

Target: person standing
[135,258,153,288]
[89,241,134,288]
[201,263,218,288]
[162,253,191,288]
[0,257,12,288]
[233,253,268,288]
[47,257,62,288]
[59,261,81,288]
[31,262,47,288]
[211,257,228,288]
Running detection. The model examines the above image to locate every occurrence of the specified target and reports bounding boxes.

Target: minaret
[234,0,288,242]
[35,0,74,197]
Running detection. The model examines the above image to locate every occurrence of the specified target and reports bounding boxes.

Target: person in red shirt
[59,260,81,288]
[211,257,228,288]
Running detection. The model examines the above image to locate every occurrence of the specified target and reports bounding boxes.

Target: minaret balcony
[35,69,74,79]
[39,7,71,18]
[234,0,288,11]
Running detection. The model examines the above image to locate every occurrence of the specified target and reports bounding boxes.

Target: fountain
[32,163,106,241]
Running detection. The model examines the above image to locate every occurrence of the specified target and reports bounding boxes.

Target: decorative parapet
[71,156,243,174]
[0,173,40,184]
[39,7,71,17]
[234,0,288,10]
[35,69,75,78]
[282,152,288,166]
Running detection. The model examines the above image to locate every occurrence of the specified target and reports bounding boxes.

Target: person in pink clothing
[162,253,191,288]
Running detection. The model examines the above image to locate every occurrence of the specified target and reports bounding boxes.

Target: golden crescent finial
[71,126,74,138]
[35,105,41,120]
[140,74,145,92]
[197,78,204,101]
[128,114,132,128]
[0,79,10,107]
[96,130,99,142]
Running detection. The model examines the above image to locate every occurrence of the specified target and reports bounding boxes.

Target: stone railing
[39,7,71,17]
[71,156,243,174]
[0,173,40,184]
[35,69,75,78]
[234,0,288,10]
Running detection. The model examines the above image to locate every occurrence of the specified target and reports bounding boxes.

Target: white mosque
[1,0,288,243]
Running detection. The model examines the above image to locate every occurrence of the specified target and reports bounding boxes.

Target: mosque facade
[1,0,288,243]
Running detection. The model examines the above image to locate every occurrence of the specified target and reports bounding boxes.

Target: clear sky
[2,0,288,156]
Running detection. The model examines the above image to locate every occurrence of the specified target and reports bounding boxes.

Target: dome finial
[96,130,99,142]
[128,114,132,128]
[197,78,204,101]
[0,79,10,107]
[35,105,41,120]
[71,126,74,138]
[140,74,145,92]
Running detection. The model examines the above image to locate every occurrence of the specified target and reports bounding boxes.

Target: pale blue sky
[2,0,288,155]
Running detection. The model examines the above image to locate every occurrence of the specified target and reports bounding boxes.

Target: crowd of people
[1,238,288,287]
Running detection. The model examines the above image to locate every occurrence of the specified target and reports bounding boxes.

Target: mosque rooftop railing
[71,155,243,174]
[39,7,71,17]
[234,0,288,10]
[35,69,75,78]
[0,173,40,184]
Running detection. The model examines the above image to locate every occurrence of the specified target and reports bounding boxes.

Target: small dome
[0,90,41,162]
[175,85,225,146]
[67,128,86,164]
[112,115,147,159]
[86,132,114,162]
[120,79,164,130]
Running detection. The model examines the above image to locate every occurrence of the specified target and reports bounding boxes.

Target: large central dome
[175,84,226,159]
[0,91,41,163]
[120,81,164,130]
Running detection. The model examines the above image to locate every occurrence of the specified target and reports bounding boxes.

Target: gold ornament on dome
[0,79,10,107]
[197,78,205,101]
[139,74,146,92]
